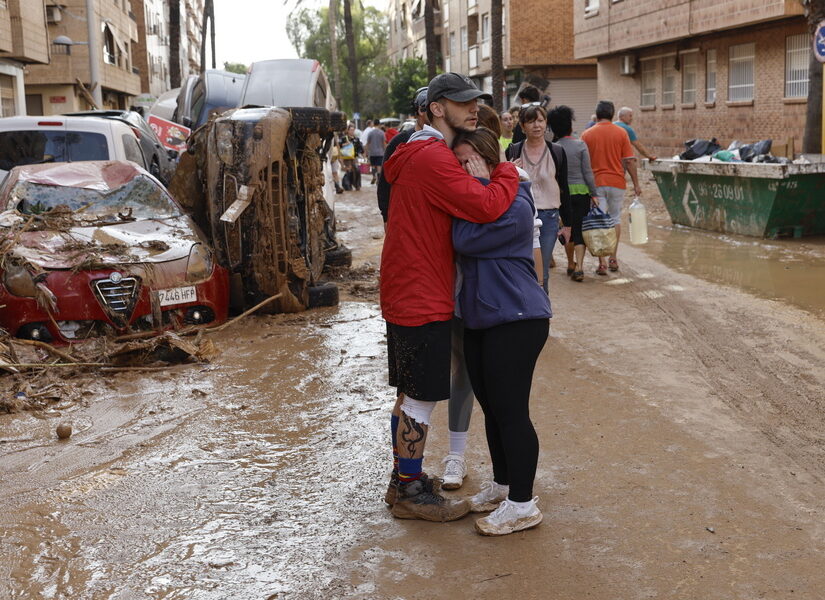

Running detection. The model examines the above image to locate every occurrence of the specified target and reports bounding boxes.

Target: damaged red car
[0,161,229,344]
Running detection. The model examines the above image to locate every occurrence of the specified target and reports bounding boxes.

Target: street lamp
[50,0,103,108]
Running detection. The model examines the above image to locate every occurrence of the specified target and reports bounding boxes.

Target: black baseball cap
[427,72,492,105]
[412,86,429,112]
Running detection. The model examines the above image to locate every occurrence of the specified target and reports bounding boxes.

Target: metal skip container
[647,159,825,238]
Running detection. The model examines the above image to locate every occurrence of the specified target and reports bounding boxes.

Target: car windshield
[0,131,109,170]
[12,174,181,222]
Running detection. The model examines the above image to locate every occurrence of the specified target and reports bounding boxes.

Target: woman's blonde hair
[452,127,501,167]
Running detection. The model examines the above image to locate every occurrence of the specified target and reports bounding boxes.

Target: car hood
[12,217,198,270]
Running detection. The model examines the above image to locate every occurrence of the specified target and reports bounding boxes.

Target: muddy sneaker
[468,480,510,513]
[384,472,440,506]
[474,497,542,536]
[391,479,470,522]
[441,453,467,490]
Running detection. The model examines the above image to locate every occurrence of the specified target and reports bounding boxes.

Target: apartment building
[131,0,171,100]
[0,0,50,116]
[25,0,141,115]
[574,0,809,157]
[387,0,597,130]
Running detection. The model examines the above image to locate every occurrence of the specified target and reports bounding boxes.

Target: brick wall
[509,0,595,67]
[595,19,810,159]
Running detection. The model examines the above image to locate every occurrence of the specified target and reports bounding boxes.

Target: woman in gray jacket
[547,106,599,282]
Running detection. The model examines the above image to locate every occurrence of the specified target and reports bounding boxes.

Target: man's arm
[632,139,657,161]
[623,157,642,196]
[419,145,519,223]
[377,131,410,222]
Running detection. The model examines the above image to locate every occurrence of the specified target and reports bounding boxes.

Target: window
[640,59,656,106]
[0,131,109,169]
[681,53,697,104]
[585,0,599,13]
[449,31,456,56]
[481,13,490,59]
[122,134,146,168]
[443,0,449,22]
[102,25,116,65]
[662,56,677,105]
[706,49,717,103]
[728,43,755,102]
[460,26,468,51]
[785,33,809,98]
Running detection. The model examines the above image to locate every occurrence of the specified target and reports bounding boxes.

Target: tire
[308,281,339,308]
[289,107,331,135]
[324,244,352,268]
[330,111,347,132]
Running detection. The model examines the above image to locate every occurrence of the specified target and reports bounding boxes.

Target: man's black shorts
[369,155,384,167]
[386,319,451,402]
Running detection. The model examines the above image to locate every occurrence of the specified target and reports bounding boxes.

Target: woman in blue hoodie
[451,126,551,536]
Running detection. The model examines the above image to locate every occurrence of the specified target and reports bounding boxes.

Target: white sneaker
[474,497,542,536]
[468,480,509,512]
[441,453,467,490]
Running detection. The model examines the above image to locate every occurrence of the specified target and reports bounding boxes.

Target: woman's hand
[465,155,491,179]
[512,157,524,169]
[559,226,571,245]
[591,196,600,207]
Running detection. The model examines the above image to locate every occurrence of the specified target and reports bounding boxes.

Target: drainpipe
[86,0,103,107]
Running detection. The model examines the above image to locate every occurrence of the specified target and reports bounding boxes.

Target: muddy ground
[3,172,825,599]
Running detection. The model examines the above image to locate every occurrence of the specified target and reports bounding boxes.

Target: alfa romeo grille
[93,277,140,321]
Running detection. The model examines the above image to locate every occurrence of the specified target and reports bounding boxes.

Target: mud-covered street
[4,174,825,599]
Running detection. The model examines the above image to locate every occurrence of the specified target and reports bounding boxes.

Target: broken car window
[12,174,181,221]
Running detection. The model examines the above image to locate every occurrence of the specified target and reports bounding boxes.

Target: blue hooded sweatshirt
[453,179,552,329]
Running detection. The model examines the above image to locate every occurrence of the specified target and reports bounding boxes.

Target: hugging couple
[379,73,551,537]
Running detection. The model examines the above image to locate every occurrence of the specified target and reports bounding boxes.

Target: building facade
[130,0,171,102]
[574,0,809,157]
[387,0,597,130]
[25,0,141,115]
[0,0,50,116]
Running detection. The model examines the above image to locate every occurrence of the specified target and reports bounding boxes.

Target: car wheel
[323,244,352,269]
[290,107,331,135]
[330,111,347,131]
[308,281,339,308]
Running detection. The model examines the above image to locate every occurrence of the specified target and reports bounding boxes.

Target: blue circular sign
[815,21,825,63]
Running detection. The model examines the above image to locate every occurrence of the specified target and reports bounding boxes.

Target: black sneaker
[390,478,470,522]
[384,472,440,506]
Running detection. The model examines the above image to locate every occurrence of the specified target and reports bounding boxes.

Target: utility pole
[86,0,103,107]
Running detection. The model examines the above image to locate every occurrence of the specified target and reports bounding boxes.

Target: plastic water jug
[628,197,648,244]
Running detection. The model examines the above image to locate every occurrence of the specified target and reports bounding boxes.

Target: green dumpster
[647,160,825,238]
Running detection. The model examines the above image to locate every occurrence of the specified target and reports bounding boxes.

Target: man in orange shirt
[580,100,641,275]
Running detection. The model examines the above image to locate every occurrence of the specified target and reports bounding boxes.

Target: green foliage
[223,61,248,75]
[287,3,391,116]
[387,58,428,116]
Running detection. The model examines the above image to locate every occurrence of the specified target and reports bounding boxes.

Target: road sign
[352,112,360,121]
[815,20,825,63]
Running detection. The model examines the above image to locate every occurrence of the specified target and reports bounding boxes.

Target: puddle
[639,221,825,318]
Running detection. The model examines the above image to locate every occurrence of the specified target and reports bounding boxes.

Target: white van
[0,116,147,180]
[238,59,337,112]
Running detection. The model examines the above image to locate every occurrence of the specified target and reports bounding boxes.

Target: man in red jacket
[380,72,519,521]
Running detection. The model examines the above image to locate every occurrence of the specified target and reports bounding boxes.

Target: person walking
[547,105,599,282]
[366,123,387,184]
[339,123,363,191]
[581,100,642,275]
[360,119,374,149]
[510,84,542,145]
[381,72,519,522]
[505,105,571,294]
[614,107,657,161]
[450,126,551,536]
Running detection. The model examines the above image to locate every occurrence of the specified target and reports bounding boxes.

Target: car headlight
[186,243,213,282]
[215,122,234,165]
[3,264,37,297]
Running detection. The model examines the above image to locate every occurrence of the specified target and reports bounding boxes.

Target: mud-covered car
[0,161,229,343]
[170,105,349,313]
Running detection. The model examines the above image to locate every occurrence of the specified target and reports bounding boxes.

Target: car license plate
[158,285,197,307]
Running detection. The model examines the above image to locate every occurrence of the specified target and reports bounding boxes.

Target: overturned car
[0,161,229,343]
[170,105,350,313]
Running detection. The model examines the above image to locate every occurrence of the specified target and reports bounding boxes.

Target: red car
[0,161,229,344]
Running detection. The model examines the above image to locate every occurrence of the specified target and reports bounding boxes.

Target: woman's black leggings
[463,318,549,502]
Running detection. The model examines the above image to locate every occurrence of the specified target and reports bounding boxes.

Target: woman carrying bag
[339,123,363,191]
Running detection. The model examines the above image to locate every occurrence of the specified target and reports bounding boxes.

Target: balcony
[467,0,478,16]
[481,39,490,60]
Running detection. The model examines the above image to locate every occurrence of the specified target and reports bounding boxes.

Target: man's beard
[443,106,477,134]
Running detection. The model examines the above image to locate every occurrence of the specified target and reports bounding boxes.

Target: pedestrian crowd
[333,74,649,536]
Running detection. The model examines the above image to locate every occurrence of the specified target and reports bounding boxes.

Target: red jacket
[380,137,519,326]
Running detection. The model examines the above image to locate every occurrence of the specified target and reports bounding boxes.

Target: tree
[223,62,248,74]
[490,0,504,111]
[388,57,428,115]
[328,0,341,104]
[801,0,825,153]
[287,3,391,116]
[343,0,360,113]
[424,0,437,79]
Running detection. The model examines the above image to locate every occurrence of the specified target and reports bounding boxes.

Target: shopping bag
[582,205,618,257]
[341,142,355,159]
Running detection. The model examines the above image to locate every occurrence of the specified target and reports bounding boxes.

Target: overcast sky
[214,0,384,68]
